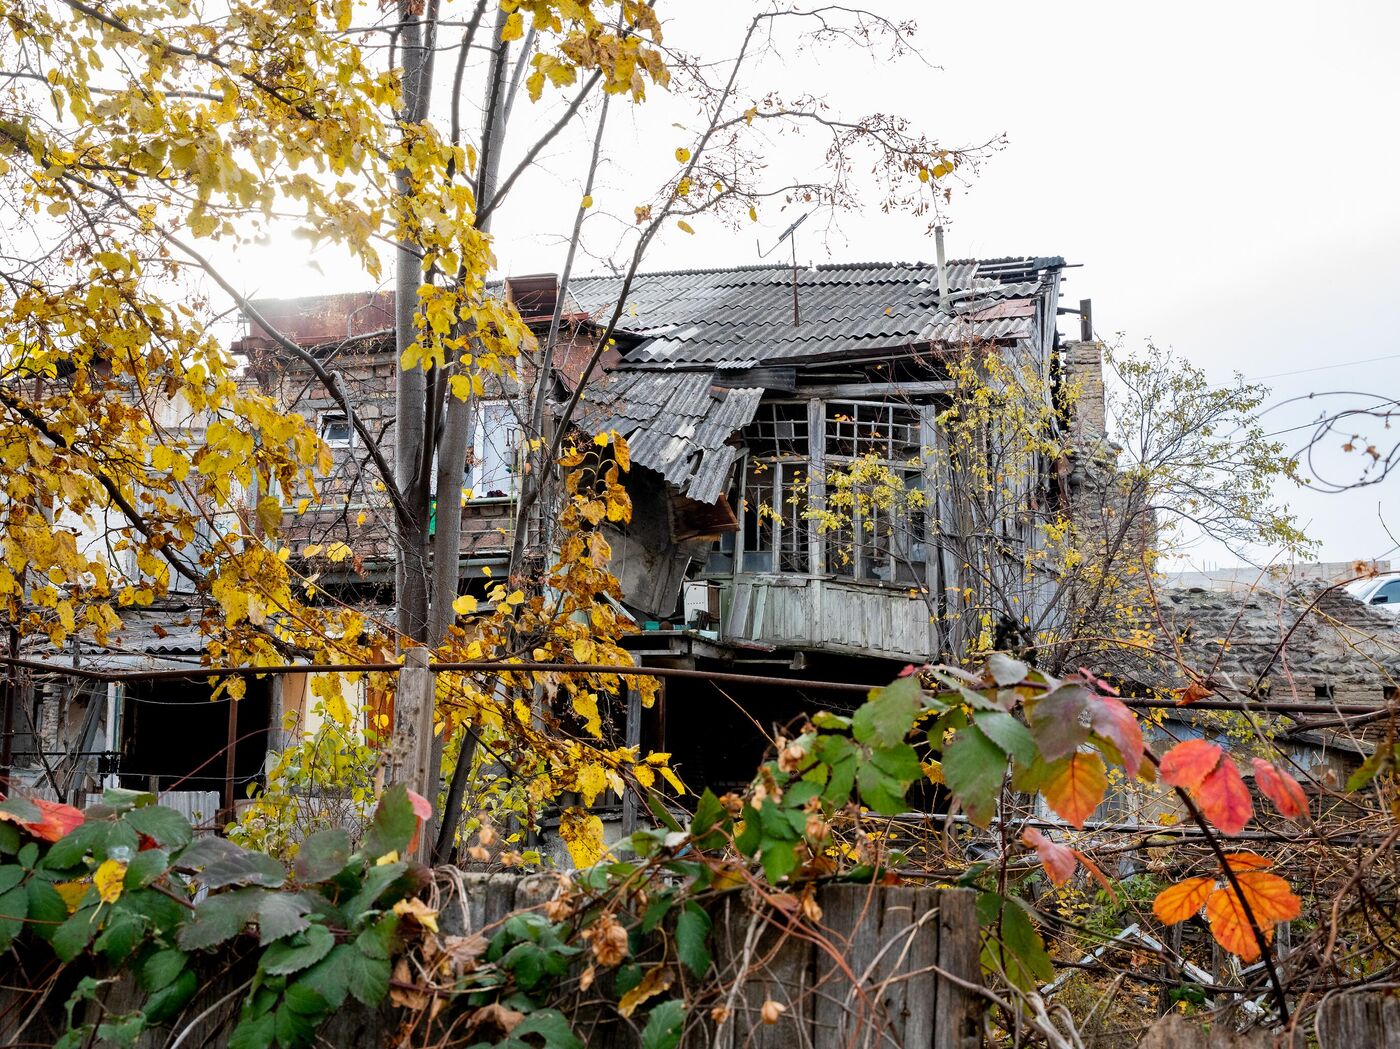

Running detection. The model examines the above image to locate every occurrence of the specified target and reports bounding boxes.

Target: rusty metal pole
[222,686,238,824]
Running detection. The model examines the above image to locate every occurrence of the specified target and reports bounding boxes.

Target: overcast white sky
[229,1,1400,570]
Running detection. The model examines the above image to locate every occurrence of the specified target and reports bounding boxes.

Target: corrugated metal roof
[578,373,762,503]
[570,256,1064,500]
[570,258,1062,369]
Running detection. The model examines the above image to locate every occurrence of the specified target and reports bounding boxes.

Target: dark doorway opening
[119,677,271,796]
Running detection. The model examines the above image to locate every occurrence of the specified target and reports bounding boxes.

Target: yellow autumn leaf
[676,220,695,235]
[452,594,479,615]
[560,807,606,868]
[581,194,594,208]
[674,146,691,163]
[501,11,523,41]
[55,881,89,913]
[94,859,127,904]
[326,542,353,563]
[505,589,525,606]
[576,763,608,805]
[617,965,674,1018]
[392,897,439,933]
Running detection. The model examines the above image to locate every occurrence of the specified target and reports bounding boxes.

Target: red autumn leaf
[407,788,433,854]
[1088,694,1144,778]
[1195,759,1253,836]
[1176,680,1212,706]
[1251,759,1308,820]
[1159,739,1222,791]
[1040,752,1106,829]
[26,799,85,843]
[1153,876,1215,925]
[1022,827,1077,885]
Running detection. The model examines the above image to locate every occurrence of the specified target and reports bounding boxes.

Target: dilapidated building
[12,253,1117,813]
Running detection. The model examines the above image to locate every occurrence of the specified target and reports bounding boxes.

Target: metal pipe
[934,224,949,307]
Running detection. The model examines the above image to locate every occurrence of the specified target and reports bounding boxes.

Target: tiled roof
[568,257,1064,369]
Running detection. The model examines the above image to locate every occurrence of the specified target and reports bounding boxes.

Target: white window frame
[469,400,519,499]
[319,411,353,449]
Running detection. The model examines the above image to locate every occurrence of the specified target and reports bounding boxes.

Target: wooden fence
[0,872,984,1048]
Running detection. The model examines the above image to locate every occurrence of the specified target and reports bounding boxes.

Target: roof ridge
[570,256,1064,282]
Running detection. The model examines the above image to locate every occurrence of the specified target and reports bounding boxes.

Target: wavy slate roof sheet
[569,258,1062,369]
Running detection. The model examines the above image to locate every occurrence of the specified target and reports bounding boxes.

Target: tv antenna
[757,211,813,326]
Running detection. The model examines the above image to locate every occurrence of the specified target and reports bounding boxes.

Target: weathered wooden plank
[706,893,814,1049]
[1317,991,1400,1048]
[934,886,982,1049]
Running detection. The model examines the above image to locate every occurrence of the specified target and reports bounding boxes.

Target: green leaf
[0,795,43,825]
[852,676,923,747]
[856,763,907,816]
[53,904,101,962]
[200,848,287,890]
[97,1014,146,1049]
[1027,684,1091,761]
[734,805,761,856]
[297,945,355,1009]
[811,710,851,731]
[973,710,1036,768]
[341,861,407,923]
[987,652,1029,687]
[140,948,189,992]
[689,789,725,840]
[362,784,417,860]
[814,734,858,805]
[0,864,23,895]
[27,878,67,941]
[43,822,106,870]
[640,999,686,1049]
[647,793,683,833]
[94,910,146,962]
[760,839,797,883]
[0,883,28,951]
[1346,745,1396,792]
[257,892,313,945]
[675,902,711,977]
[144,968,197,1024]
[293,830,351,883]
[0,822,20,855]
[509,1009,582,1049]
[178,888,262,950]
[125,848,169,889]
[103,787,156,811]
[977,892,1053,991]
[282,982,328,1016]
[261,924,334,976]
[227,1011,276,1049]
[124,806,193,849]
[640,891,674,934]
[274,999,319,1048]
[941,725,1007,827]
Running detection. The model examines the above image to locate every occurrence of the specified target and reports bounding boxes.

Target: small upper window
[320,413,352,448]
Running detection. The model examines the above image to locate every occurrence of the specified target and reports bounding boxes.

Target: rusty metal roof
[577,371,762,503]
[569,258,1063,369]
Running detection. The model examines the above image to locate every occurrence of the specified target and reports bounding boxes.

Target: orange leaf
[1235,870,1302,924]
[24,799,85,843]
[1022,828,1077,885]
[1040,752,1106,829]
[1206,885,1268,962]
[1159,739,1221,791]
[1195,760,1253,836]
[1223,851,1273,872]
[1153,876,1214,925]
[1252,759,1308,820]
[1089,694,1143,777]
[1074,849,1116,902]
[1176,680,1212,706]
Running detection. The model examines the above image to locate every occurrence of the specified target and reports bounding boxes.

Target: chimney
[934,225,949,308]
